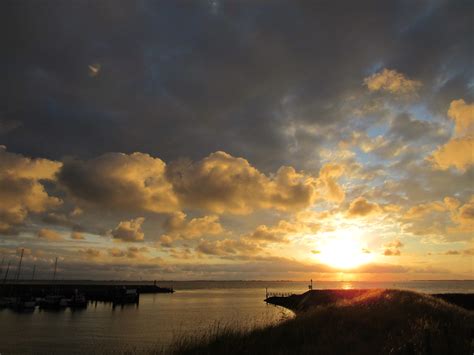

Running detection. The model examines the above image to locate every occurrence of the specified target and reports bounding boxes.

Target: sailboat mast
[52,257,58,281]
[3,261,11,284]
[16,248,24,281]
[0,257,4,278]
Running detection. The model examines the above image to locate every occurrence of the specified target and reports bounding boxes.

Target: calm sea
[0,280,472,354]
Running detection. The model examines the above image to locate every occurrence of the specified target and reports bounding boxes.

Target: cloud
[88,63,101,77]
[110,217,145,242]
[385,240,404,248]
[196,238,261,256]
[158,212,225,247]
[347,197,381,217]
[58,152,179,213]
[403,201,446,219]
[430,136,474,172]
[245,218,320,244]
[383,249,401,256]
[450,195,474,233]
[167,151,327,214]
[443,196,461,210]
[429,99,474,172]
[447,99,474,136]
[444,250,460,255]
[59,151,343,217]
[443,248,474,256]
[37,228,63,241]
[71,231,85,240]
[78,248,101,259]
[164,212,224,238]
[0,146,62,234]
[108,246,148,258]
[383,239,404,256]
[317,163,345,203]
[364,69,421,94]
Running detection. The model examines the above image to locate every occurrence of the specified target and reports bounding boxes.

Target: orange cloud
[447,99,474,136]
[364,68,421,94]
[78,248,101,259]
[108,246,148,258]
[110,217,145,242]
[0,146,62,234]
[317,163,345,203]
[383,248,401,256]
[168,151,325,214]
[59,151,344,217]
[429,136,474,171]
[37,228,63,241]
[196,238,260,256]
[347,197,381,217]
[71,231,85,240]
[383,239,404,256]
[58,152,179,213]
[429,99,474,171]
[158,212,225,246]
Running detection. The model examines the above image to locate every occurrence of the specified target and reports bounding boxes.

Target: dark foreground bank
[171,289,474,355]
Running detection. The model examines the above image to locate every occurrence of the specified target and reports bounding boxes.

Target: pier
[0,280,174,304]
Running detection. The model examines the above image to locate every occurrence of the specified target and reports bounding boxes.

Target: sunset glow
[0,1,472,282]
[316,228,374,269]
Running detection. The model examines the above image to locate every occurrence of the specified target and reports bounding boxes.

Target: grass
[167,289,473,355]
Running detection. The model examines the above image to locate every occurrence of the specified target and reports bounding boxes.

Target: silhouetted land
[171,289,473,355]
[0,280,173,302]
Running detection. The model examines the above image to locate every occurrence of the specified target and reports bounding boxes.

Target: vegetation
[168,289,473,355]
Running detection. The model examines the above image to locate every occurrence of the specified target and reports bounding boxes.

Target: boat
[12,297,36,311]
[0,297,15,308]
[39,295,69,309]
[112,287,139,305]
[69,289,87,308]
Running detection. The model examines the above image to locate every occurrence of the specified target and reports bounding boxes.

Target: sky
[0,0,473,281]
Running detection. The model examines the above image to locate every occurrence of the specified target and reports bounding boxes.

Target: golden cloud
[448,99,474,136]
[0,146,62,234]
[78,248,101,259]
[37,228,63,241]
[364,68,421,94]
[347,197,381,217]
[58,152,179,213]
[110,217,145,242]
[158,212,225,247]
[403,201,446,219]
[317,163,345,203]
[196,238,261,256]
[450,196,474,233]
[168,151,326,214]
[429,136,474,172]
[429,99,474,171]
[71,231,85,240]
[245,217,320,244]
[385,240,404,248]
[59,151,344,216]
[108,246,148,258]
[383,248,401,256]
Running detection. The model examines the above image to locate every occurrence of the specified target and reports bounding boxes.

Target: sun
[315,227,373,269]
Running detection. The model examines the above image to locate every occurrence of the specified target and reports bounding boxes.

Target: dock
[0,280,174,303]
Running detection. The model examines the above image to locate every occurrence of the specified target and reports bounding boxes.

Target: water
[0,280,472,354]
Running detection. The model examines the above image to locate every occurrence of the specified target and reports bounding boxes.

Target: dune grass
[168,289,473,355]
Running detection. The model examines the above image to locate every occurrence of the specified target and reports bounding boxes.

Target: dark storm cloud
[2,1,472,171]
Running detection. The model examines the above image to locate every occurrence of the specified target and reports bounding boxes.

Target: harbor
[0,280,174,311]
